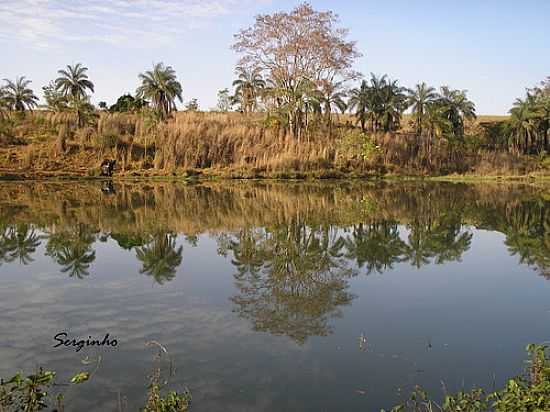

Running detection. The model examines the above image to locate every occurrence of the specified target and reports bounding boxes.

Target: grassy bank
[1,111,548,180]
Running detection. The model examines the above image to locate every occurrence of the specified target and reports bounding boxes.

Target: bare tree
[232,2,361,138]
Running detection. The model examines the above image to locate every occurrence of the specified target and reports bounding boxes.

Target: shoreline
[2,169,550,183]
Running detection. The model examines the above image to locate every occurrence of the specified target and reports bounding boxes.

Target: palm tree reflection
[136,232,183,284]
[46,223,97,279]
[1,224,42,265]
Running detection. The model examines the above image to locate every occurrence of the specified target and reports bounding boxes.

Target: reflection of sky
[1,227,550,411]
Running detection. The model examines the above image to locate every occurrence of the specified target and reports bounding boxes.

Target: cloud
[0,0,264,49]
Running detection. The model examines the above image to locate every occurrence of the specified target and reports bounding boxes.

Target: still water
[0,180,549,411]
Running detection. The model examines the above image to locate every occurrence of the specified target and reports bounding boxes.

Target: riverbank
[1,111,549,181]
[2,162,550,182]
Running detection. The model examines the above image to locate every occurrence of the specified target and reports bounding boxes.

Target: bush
[336,129,380,167]
[384,344,550,412]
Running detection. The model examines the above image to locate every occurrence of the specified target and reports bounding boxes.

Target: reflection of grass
[360,195,377,217]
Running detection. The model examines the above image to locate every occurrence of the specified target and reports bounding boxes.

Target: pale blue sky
[1,0,548,114]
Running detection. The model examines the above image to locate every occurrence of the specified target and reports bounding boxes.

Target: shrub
[384,344,550,412]
[336,129,380,166]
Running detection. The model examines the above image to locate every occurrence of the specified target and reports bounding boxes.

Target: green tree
[407,82,438,138]
[509,97,537,154]
[184,98,199,112]
[232,66,265,113]
[55,63,95,127]
[353,74,408,133]
[109,93,147,112]
[438,86,476,140]
[317,80,347,132]
[42,81,68,112]
[423,102,453,164]
[379,78,408,132]
[136,63,183,119]
[348,80,372,132]
[2,77,38,111]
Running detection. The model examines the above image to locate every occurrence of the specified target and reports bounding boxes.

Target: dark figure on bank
[100,159,116,177]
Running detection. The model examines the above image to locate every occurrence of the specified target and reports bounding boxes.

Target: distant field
[476,115,510,122]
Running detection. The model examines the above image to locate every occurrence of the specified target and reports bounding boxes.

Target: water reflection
[1,180,550,411]
[221,223,355,344]
[0,181,548,280]
[0,224,42,265]
[45,223,97,278]
[343,221,407,274]
[136,232,183,284]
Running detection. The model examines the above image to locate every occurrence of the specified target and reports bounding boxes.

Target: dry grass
[0,110,541,178]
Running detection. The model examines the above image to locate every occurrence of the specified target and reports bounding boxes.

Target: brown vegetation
[0,110,547,179]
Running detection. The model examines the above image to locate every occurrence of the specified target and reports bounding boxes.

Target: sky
[0,0,548,114]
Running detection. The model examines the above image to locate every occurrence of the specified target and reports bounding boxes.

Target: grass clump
[384,344,550,412]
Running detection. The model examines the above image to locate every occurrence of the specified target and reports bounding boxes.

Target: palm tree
[348,80,371,132]
[534,95,550,152]
[379,79,408,132]
[408,82,438,137]
[368,73,388,131]
[136,63,183,119]
[317,80,347,131]
[2,77,38,111]
[232,66,265,114]
[424,102,452,162]
[509,98,536,154]
[55,63,95,126]
[439,86,476,140]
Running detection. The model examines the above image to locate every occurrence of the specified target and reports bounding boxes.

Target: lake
[0,180,549,411]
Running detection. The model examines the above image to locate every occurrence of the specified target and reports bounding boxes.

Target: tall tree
[379,78,408,132]
[438,86,476,140]
[136,63,183,119]
[317,80,347,131]
[408,82,438,137]
[348,80,372,132]
[232,3,360,136]
[509,97,536,154]
[55,63,95,126]
[232,67,265,113]
[2,77,38,111]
